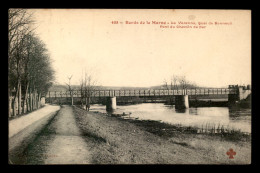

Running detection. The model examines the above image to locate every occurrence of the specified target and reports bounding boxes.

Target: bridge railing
[45,88,237,98]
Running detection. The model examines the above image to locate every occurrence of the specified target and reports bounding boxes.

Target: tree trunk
[70,90,74,106]
[29,89,32,112]
[35,92,39,109]
[12,83,19,117]
[31,92,33,111]
[34,90,37,110]
[13,98,18,116]
[33,89,36,110]
[26,91,30,112]
[38,92,41,108]
[23,82,29,114]
[80,93,83,107]
[32,90,34,110]
[36,92,39,109]
[26,96,29,112]
[86,97,90,111]
[8,89,12,117]
[18,81,21,115]
[9,97,12,117]
[85,97,88,110]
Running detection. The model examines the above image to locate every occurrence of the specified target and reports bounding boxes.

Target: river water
[89,103,251,133]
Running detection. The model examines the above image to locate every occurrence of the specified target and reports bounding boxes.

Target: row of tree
[163,75,197,94]
[8,9,55,117]
[65,72,99,111]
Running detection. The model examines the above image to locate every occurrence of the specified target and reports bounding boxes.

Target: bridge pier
[228,85,251,106]
[106,97,117,112]
[175,95,189,110]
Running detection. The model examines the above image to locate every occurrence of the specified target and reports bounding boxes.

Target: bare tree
[8,9,35,116]
[79,78,85,107]
[65,75,74,105]
[163,79,169,90]
[80,71,98,111]
[178,75,190,95]
[171,75,179,90]
[8,9,54,117]
[163,75,194,93]
[8,9,35,58]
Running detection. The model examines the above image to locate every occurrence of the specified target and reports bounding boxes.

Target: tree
[8,9,54,117]
[80,71,98,111]
[79,77,85,108]
[163,79,169,90]
[8,9,35,117]
[26,36,54,110]
[171,75,178,90]
[163,75,196,94]
[163,75,180,90]
[178,75,189,95]
[65,75,74,105]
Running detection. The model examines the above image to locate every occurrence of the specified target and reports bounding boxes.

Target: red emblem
[226,148,236,159]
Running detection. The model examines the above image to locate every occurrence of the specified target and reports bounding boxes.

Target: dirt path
[9,108,59,164]
[9,104,60,138]
[9,105,91,165]
[41,105,91,164]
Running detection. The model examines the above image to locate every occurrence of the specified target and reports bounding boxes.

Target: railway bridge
[45,85,251,111]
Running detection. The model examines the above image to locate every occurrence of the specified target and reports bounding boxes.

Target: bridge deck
[45,88,237,98]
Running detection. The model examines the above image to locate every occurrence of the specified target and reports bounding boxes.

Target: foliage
[8,9,55,116]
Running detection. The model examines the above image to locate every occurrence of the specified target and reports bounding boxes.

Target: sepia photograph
[8,9,251,165]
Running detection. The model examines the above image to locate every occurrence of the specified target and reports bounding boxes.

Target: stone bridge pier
[175,95,189,110]
[228,85,251,105]
[106,96,117,112]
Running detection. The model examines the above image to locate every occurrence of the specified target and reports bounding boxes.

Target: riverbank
[73,106,251,164]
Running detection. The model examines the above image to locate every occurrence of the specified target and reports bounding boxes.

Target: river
[89,103,251,133]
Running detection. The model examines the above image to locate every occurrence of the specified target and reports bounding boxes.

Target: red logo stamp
[226,148,236,159]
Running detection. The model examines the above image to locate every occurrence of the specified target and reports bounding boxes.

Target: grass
[195,123,250,141]
[116,117,251,142]
[75,104,251,142]
[73,106,251,164]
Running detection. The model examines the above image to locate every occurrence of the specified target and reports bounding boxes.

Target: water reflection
[175,108,188,113]
[89,103,251,133]
[188,108,198,115]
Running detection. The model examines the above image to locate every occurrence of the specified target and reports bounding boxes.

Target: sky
[30,9,251,88]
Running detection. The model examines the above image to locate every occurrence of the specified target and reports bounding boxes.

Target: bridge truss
[45,88,237,98]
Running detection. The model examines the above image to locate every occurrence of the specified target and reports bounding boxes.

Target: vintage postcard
[8,9,251,164]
